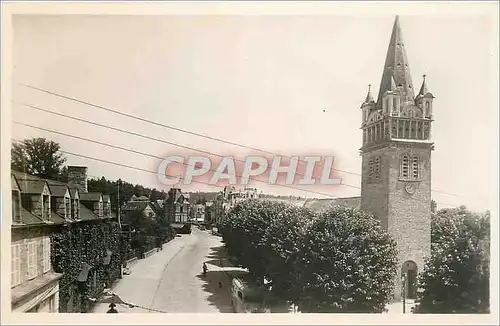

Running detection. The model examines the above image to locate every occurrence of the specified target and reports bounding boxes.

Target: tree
[263,205,316,303]
[11,138,67,180]
[220,199,289,280]
[295,206,398,313]
[221,201,398,313]
[413,207,490,313]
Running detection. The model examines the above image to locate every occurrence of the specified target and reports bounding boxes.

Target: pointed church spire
[364,84,374,103]
[376,15,415,105]
[418,74,428,96]
[390,76,397,91]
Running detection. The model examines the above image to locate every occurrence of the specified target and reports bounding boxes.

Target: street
[92,227,241,313]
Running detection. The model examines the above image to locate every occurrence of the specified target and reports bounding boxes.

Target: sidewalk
[92,238,188,313]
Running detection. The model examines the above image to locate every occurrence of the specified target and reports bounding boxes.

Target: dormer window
[64,197,71,218]
[12,190,21,223]
[42,194,50,221]
[99,201,103,217]
[74,199,80,219]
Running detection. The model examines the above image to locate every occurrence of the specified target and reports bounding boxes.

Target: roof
[17,180,49,195]
[79,192,102,202]
[122,201,149,212]
[376,16,415,105]
[11,174,21,192]
[303,197,361,211]
[79,204,99,221]
[102,195,110,201]
[15,207,66,226]
[48,184,70,197]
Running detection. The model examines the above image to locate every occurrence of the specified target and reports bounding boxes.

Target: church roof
[376,16,415,105]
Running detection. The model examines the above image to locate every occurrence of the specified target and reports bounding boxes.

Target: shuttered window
[11,244,21,287]
[27,241,38,279]
[43,238,51,273]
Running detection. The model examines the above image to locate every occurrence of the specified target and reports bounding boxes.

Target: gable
[11,175,21,192]
[368,111,383,124]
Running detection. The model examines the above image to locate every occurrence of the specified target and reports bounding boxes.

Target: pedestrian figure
[218,281,222,289]
[202,262,208,277]
[107,303,118,313]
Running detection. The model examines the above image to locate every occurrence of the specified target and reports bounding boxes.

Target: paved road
[93,227,242,313]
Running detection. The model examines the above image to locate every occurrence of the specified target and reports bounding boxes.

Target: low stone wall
[143,248,158,259]
[125,256,138,266]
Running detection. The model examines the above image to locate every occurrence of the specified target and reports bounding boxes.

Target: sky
[11,12,498,212]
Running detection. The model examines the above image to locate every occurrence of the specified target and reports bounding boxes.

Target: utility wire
[13,100,457,197]
[17,83,459,197]
[13,101,360,192]
[14,121,350,198]
[11,138,459,208]
[18,83,362,178]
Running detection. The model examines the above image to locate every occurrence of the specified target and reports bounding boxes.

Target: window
[12,191,21,223]
[64,197,71,218]
[74,199,80,219]
[412,156,419,179]
[98,201,103,217]
[43,195,50,220]
[368,156,381,183]
[27,241,38,279]
[401,155,410,178]
[11,244,21,287]
[43,238,51,273]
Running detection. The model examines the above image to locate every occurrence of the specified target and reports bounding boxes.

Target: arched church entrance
[401,260,418,299]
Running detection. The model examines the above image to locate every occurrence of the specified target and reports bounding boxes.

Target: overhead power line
[16,83,376,178]
[13,100,457,197]
[11,138,459,208]
[14,121,350,199]
[18,83,458,197]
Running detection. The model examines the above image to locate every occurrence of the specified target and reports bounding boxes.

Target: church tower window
[412,156,419,179]
[401,154,410,178]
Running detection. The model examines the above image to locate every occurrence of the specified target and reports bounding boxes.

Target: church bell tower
[359,16,434,300]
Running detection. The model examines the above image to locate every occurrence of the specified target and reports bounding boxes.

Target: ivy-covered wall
[51,220,124,313]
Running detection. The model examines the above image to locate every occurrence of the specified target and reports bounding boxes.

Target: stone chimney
[68,166,88,193]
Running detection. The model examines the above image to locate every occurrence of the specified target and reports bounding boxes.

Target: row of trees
[414,207,490,313]
[220,200,490,313]
[220,200,398,312]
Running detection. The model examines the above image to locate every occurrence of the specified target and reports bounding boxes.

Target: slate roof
[11,174,21,192]
[303,196,361,211]
[16,180,48,195]
[376,16,415,105]
[79,192,102,202]
[79,204,100,221]
[122,201,149,212]
[48,184,70,197]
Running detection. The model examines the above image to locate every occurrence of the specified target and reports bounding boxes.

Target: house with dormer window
[11,173,64,313]
[11,166,121,313]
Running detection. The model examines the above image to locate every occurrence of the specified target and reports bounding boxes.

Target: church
[304,16,435,301]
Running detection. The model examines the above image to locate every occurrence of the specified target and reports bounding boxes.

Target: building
[205,201,214,225]
[194,204,205,224]
[213,187,261,225]
[303,16,432,301]
[359,16,433,300]
[11,166,122,313]
[122,195,159,219]
[165,188,190,223]
[11,174,63,312]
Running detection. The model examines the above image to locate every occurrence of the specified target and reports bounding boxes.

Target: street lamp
[402,273,406,314]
